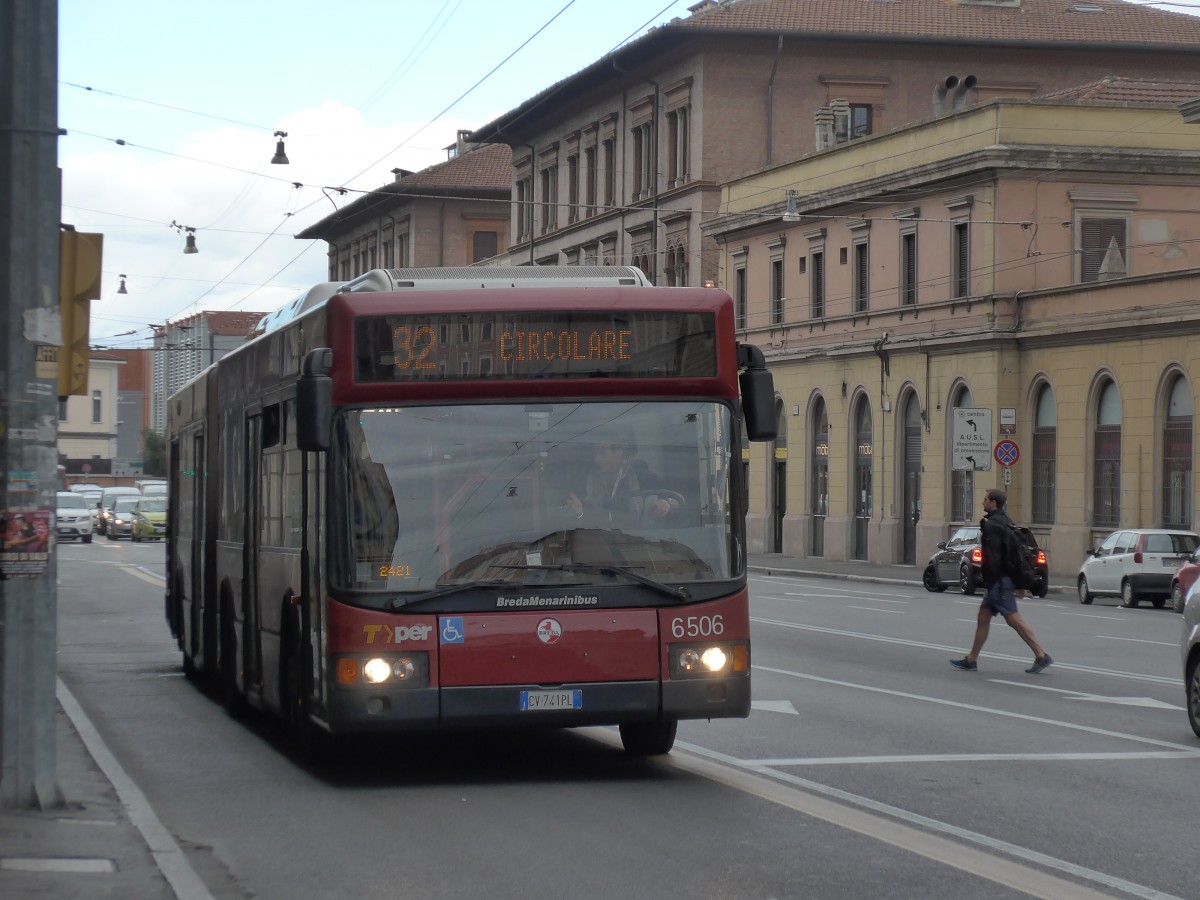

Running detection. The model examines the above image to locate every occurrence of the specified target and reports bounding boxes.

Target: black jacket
[980,507,1018,586]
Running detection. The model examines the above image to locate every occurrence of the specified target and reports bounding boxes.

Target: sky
[58,0,702,348]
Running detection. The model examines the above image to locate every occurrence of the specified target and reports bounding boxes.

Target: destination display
[354,311,717,382]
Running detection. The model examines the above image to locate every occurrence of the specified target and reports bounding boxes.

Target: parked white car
[1078,528,1199,608]
[55,491,93,543]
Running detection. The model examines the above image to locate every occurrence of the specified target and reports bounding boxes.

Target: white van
[55,491,94,543]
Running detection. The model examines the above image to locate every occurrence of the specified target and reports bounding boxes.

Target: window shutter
[953,223,969,298]
[1081,217,1126,282]
[811,252,825,318]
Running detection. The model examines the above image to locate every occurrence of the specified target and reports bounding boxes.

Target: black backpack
[1006,525,1038,591]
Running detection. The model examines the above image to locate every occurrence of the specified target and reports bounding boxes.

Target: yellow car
[131,496,167,542]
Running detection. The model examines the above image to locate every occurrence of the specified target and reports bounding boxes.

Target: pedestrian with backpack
[950,488,1053,674]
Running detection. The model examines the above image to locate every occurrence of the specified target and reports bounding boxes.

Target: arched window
[664,247,679,286]
[1163,375,1193,528]
[950,386,974,521]
[1093,380,1121,528]
[1032,384,1056,524]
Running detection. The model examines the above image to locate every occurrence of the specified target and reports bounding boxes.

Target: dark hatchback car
[923,525,1049,597]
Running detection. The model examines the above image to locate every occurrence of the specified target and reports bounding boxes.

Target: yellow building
[704,83,1200,577]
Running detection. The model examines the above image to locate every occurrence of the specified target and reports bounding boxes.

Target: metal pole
[0,0,64,808]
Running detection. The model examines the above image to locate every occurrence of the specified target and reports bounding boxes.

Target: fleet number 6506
[670,614,724,638]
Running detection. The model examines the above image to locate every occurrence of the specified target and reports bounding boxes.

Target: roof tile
[671,0,1200,46]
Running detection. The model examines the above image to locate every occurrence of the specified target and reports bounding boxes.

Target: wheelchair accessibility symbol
[440,616,465,644]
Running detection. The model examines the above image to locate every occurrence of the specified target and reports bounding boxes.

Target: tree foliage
[143,428,166,477]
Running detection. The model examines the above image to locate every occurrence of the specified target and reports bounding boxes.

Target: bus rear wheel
[619,719,677,756]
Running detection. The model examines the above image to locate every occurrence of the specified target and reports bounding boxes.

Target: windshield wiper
[499,563,691,602]
[387,579,514,611]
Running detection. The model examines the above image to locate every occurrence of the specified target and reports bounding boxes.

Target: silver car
[1182,582,1200,737]
[1078,528,1199,608]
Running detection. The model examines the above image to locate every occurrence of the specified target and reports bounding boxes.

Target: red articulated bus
[165,266,776,757]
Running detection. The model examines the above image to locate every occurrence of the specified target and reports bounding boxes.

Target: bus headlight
[700,646,727,671]
[392,658,416,681]
[337,652,428,688]
[362,657,392,684]
[670,642,747,679]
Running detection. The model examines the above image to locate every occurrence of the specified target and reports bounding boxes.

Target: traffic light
[59,230,103,397]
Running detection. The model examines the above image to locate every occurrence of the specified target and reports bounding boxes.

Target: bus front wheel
[619,719,677,756]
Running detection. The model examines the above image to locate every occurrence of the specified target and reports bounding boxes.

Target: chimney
[814,106,835,151]
[391,168,414,182]
[951,75,978,110]
[830,98,851,144]
[933,75,960,115]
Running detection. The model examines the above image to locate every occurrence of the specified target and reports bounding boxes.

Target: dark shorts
[983,576,1019,617]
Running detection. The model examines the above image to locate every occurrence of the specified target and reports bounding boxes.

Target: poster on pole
[951,408,992,471]
[0,508,52,578]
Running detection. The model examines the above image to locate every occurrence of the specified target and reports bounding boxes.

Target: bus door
[190,432,205,663]
[244,412,264,692]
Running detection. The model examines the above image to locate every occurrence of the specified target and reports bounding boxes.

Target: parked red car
[1170,552,1200,613]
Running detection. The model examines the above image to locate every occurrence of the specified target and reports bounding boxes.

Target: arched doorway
[853,398,873,561]
[771,400,787,552]
[902,394,922,565]
[1162,374,1192,528]
[811,397,829,557]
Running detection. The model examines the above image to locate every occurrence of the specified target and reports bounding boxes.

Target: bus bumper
[325,675,749,734]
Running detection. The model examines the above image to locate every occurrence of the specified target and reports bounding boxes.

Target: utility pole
[0,1,64,808]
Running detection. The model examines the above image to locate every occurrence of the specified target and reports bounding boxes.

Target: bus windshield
[330,401,737,594]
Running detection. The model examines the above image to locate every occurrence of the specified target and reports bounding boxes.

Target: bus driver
[562,439,681,525]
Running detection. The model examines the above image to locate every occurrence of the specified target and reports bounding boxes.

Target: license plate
[1164,558,1185,567]
[520,689,582,711]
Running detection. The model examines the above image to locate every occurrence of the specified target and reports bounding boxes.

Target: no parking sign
[994,439,1020,468]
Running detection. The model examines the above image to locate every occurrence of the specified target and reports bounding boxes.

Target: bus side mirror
[297,348,333,452]
[737,343,777,441]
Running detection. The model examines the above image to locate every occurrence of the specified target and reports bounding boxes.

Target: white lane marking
[750,751,1196,766]
[1096,635,1175,647]
[56,680,216,900]
[588,729,1147,900]
[1062,612,1126,620]
[754,662,1199,752]
[122,566,165,587]
[669,737,1184,900]
[751,577,906,599]
[2,858,116,873]
[847,606,905,614]
[990,680,1184,710]
[751,700,799,715]
[751,615,1180,687]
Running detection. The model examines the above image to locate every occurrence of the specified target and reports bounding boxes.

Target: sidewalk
[0,555,1067,900]
[0,682,182,900]
[747,552,1072,595]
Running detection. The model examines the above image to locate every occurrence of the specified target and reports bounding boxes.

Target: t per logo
[536,618,562,644]
[362,623,433,644]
